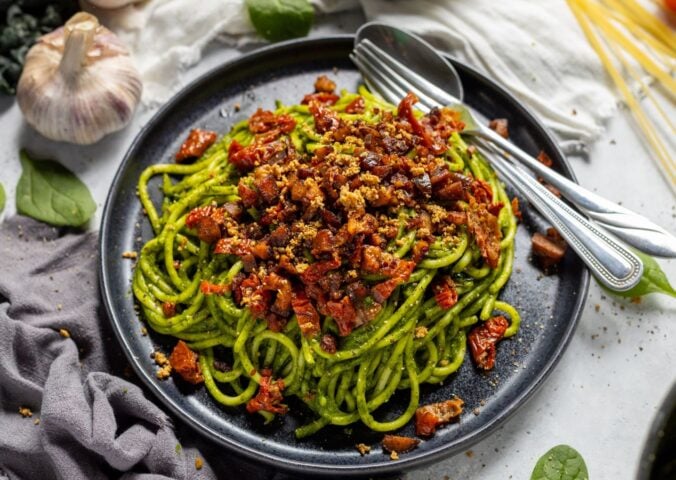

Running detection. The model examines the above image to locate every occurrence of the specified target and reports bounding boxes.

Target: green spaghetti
[133,76,520,440]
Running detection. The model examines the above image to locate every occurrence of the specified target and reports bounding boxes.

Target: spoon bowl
[355,21,464,102]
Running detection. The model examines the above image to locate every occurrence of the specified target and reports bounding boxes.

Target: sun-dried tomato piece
[415,397,464,437]
[468,315,509,370]
[309,101,340,133]
[397,92,446,155]
[266,312,288,332]
[254,174,280,204]
[325,296,357,336]
[446,211,467,225]
[170,340,204,385]
[185,206,224,244]
[466,197,501,269]
[246,374,288,415]
[262,272,292,317]
[248,108,296,134]
[229,139,289,172]
[311,229,335,257]
[237,181,259,208]
[301,92,340,106]
[291,289,320,337]
[200,280,229,296]
[470,179,493,204]
[411,240,429,263]
[162,301,177,318]
[345,96,365,113]
[213,237,253,257]
[488,118,509,139]
[361,245,383,274]
[536,150,554,168]
[487,202,504,217]
[433,276,458,309]
[426,106,465,139]
[314,75,336,93]
[511,197,522,222]
[436,180,466,201]
[300,257,341,284]
[371,260,415,303]
[382,435,420,454]
[176,128,218,162]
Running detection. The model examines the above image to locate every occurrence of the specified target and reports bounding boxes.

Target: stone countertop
[0,10,674,480]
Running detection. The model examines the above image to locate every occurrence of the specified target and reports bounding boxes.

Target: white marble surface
[0,10,674,480]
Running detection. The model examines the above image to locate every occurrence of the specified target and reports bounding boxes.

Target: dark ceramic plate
[99,36,589,477]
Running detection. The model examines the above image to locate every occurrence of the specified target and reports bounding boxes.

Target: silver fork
[350,40,646,291]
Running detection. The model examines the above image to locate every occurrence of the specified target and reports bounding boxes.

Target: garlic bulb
[17,12,142,145]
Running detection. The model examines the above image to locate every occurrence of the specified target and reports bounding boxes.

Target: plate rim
[99,34,590,476]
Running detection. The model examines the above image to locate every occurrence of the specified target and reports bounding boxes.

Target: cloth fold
[0,216,275,480]
[87,0,617,143]
[360,0,617,142]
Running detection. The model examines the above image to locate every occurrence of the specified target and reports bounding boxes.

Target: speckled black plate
[99,36,589,477]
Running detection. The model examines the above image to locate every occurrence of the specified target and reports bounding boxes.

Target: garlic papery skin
[17,12,142,145]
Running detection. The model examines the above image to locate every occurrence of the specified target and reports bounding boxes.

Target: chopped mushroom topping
[532,227,568,270]
[488,118,509,138]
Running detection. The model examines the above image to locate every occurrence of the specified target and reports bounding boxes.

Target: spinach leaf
[600,249,676,299]
[531,444,589,480]
[0,181,5,213]
[16,149,95,227]
[245,0,313,42]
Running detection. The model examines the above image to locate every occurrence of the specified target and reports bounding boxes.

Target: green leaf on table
[0,181,5,213]
[16,149,96,227]
[531,444,589,480]
[599,249,676,299]
[245,0,314,42]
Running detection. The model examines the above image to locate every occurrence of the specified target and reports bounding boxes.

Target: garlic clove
[17,12,142,145]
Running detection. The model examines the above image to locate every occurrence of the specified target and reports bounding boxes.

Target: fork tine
[358,39,461,107]
[349,53,405,108]
[355,43,438,112]
[351,51,430,113]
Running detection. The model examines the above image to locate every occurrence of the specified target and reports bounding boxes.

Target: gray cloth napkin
[0,216,278,480]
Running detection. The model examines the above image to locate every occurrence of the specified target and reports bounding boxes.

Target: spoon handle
[476,127,676,258]
[476,139,644,291]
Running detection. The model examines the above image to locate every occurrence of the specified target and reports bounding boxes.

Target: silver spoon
[355,22,676,261]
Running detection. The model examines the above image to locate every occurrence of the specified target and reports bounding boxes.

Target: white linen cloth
[83,0,618,144]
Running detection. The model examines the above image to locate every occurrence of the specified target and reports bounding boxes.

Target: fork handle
[476,127,676,258]
[477,140,644,291]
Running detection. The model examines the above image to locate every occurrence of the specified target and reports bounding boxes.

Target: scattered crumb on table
[195,456,203,470]
[122,251,138,260]
[19,406,32,418]
[59,328,70,338]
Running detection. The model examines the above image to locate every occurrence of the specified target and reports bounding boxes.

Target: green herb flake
[0,181,5,213]
[531,444,589,480]
[16,149,96,227]
[245,0,314,42]
[175,443,182,454]
[601,249,676,299]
